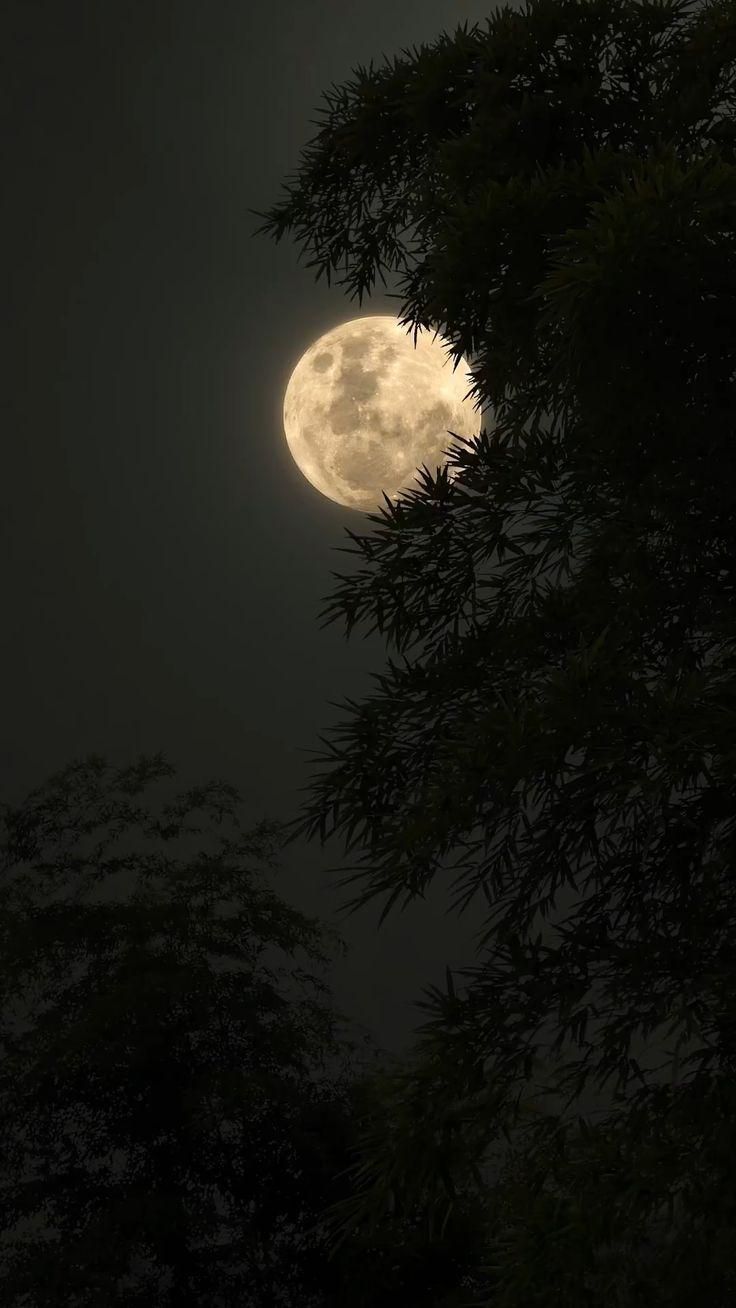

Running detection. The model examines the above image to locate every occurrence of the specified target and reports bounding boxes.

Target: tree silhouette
[0,755,490,1307]
[0,753,388,1306]
[251,0,736,1300]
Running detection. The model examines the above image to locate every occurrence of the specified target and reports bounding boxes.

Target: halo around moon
[282,315,481,512]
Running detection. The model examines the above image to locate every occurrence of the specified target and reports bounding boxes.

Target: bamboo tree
[251,0,736,1300]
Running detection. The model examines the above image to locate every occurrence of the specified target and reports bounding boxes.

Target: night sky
[3,0,507,1056]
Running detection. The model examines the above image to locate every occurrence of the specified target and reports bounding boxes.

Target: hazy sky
[3,0,517,1055]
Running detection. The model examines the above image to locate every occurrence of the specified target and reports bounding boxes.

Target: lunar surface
[282,315,481,512]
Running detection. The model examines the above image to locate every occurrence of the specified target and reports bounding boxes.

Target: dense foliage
[0,755,370,1306]
[252,0,736,1300]
[0,755,491,1306]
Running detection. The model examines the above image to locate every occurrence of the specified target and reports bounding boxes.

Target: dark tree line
[0,755,487,1306]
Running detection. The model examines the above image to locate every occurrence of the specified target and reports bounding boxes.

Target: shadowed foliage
[0,754,493,1307]
[251,0,736,1301]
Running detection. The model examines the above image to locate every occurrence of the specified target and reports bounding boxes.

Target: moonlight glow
[282,315,481,512]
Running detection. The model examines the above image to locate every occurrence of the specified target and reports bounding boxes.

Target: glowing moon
[282,315,480,512]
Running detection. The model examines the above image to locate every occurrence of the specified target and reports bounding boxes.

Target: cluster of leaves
[252,0,736,1301]
[0,754,397,1306]
[0,754,503,1306]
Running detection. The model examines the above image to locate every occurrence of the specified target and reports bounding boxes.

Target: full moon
[282,315,480,512]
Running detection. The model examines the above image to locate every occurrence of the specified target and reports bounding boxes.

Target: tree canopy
[0,754,374,1306]
[251,0,736,1300]
[0,754,491,1307]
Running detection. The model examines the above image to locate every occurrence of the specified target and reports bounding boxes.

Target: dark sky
[3,0,510,1056]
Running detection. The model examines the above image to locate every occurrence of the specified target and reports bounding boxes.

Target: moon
[282,315,481,512]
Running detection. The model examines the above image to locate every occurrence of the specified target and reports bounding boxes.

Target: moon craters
[282,315,479,511]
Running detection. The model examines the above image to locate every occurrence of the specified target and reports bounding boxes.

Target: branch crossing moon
[282,315,480,512]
